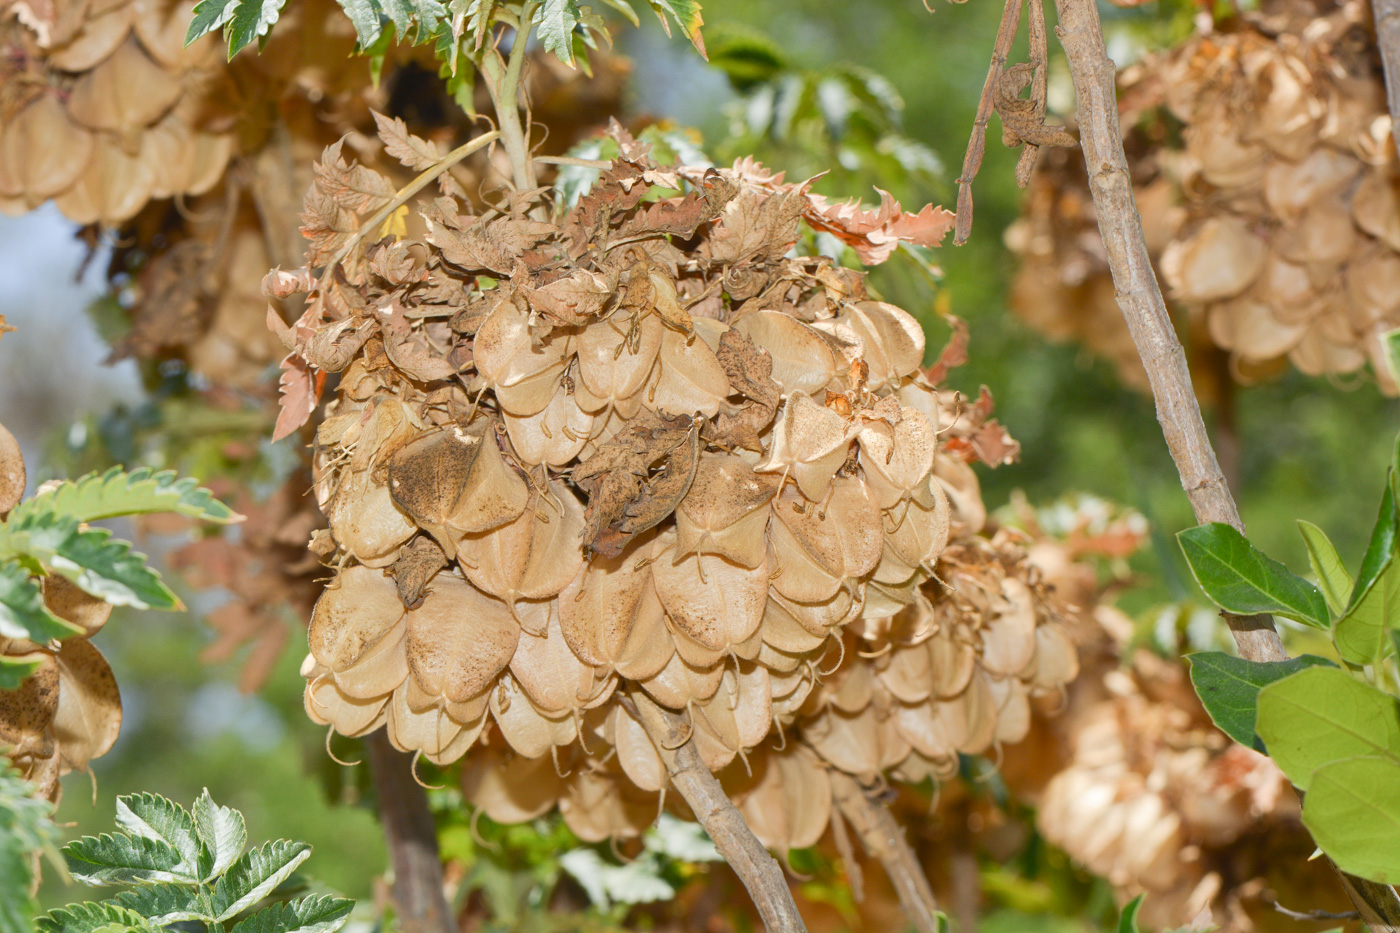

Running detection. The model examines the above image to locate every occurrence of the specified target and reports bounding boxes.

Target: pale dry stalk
[629,692,809,933]
[1373,0,1400,152]
[1050,0,1400,922]
[829,771,942,933]
[366,732,456,933]
[482,1,540,193]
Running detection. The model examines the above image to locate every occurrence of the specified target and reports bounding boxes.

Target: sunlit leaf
[1187,651,1334,747]
[14,467,239,526]
[0,561,79,643]
[112,884,208,926]
[228,895,354,933]
[1303,755,1400,883]
[1298,519,1352,617]
[1256,667,1400,790]
[194,789,248,880]
[210,841,312,920]
[537,0,583,65]
[1177,523,1329,629]
[63,833,192,886]
[36,901,153,933]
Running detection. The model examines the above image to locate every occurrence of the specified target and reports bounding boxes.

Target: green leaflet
[643,0,705,55]
[228,895,354,933]
[185,0,288,57]
[1297,519,1352,616]
[112,885,207,926]
[1177,522,1329,629]
[0,561,79,644]
[210,841,312,920]
[380,0,448,40]
[15,467,239,526]
[1255,667,1400,790]
[0,765,56,933]
[36,902,153,933]
[63,833,193,886]
[1345,480,1398,617]
[1186,652,1335,748]
[537,0,584,65]
[115,794,203,878]
[1334,554,1400,665]
[194,788,248,880]
[335,0,386,47]
[1303,756,1400,883]
[2,511,178,611]
[0,653,42,690]
[1115,894,1144,933]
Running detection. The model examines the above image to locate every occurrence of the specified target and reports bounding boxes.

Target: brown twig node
[954,0,1077,244]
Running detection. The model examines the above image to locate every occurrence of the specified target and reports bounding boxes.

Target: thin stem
[365,732,455,933]
[829,771,941,933]
[534,155,612,168]
[629,692,809,932]
[954,0,1023,245]
[1048,0,1400,924]
[481,2,539,193]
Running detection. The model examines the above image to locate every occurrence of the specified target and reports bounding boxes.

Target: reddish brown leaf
[272,353,323,441]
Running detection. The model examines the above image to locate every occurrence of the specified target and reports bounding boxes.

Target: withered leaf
[426,214,557,276]
[372,110,444,172]
[313,139,395,215]
[805,188,956,265]
[707,185,809,264]
[272,353,323,442]
[520,268,614,327]
[0,420,24,514]
[572,410,700,557]
[708,327,780,452]
[391,536,449,609]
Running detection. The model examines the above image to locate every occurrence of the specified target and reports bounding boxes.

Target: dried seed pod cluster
[275,124,1076,831]
[1008,1,1400,391]
[0,0,237,224]
[0,432,121,804]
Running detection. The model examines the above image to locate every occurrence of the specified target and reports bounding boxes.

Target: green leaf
[597,0,639,27]
[1186,651,1335,747]
[334,0,386,46]
[379,0,447,40]
[643,0,704,56]
[115,794,202,877]
[0,766,56,933]
[1255,667,1400,790]
[1298,520,1353,617]
[37,902,153,933]
[536,0,583,65]
[1177,523,1330,629]
[1303,755,1400,883]
[185,0,287,56]
[211,841,312,920]
[6,512,179,611]
[0,653,43,690]
[63,832,192,886]
[1116,894,1144,933]
[0,562,79,643]
[1384,328,1400,391]
[1347,481,1398,615]
[229,895,354,933]
[1334,554,1400,665]
[112,884,209,925]
[16,467,238,526]
[194,788,247,880]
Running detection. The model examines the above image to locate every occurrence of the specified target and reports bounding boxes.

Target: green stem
[480,1,539,192]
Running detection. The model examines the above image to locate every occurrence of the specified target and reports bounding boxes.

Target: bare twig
[1372,0,1400,151]
[955,0,1023,245]
[629,692,808,932]
[1049,0,1400,923]
[829,771,941,933]
[533,155,613,169]
[1272,900,1362,922]
[365,732,455,933]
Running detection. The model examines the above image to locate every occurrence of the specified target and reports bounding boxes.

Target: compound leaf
[115,794,201,877]
[211,841,312,920]
[37,902,153,933]
[194,788,247,881]
[63,833,192,886]
[16,467,238,526]
[228,895,354,933]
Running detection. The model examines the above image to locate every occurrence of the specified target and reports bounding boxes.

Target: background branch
[629,693,808,933]
[1372,0,1400,151]
[1049,0,1400,923]
[365,731,455,933]
[829,771,942,933]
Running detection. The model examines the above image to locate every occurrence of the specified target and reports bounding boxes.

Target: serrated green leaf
[1116,894,1143,933]
[37,902,153,933]
[229,895,354,933]
[112,883,209,925]
[597,0,638,26]
[194,788,247,880]
[0,766,55,933]
[63,832,192,886]
[211,841,312,920]
[536,0,583,65]
[17,467,238,526]
[1255,667,1400,790]
[643,0,704,56]
[186,0,238,45]
[115,794,201,877]
[1303,755,1400,883]
[1298,520,1352,618]
[335,0,385,46]
[1187,651,1335,748]
[184,0,286,56]
[1177,523,1329,629]
[0,653,43,690]
[380,0,447,40]
[7,512,178,611]
[0,562,78,643]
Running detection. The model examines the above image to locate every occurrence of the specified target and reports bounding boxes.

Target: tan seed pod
[1262,148,1361,225]
[928,624,977,699]
[1,95,95,201]
[878,639,934,704]
[509,602,614,714]
[488,672,577,758]
[473,298,572,415]
[51,637,121,773]
[637,649,724,709]
[674,453,777,568]
[733,310,837,397]
[576,309,663,409]
[760,595,831,655]
[47,1,133,72]
[42,574,111,636]
[1206,297,1307,361]
[559,765,655,842]
[803,704,883,778]
[1353,167,1400,252]
[1161,217,1267,303]
[988,675,1031,744]
[735,746,833,852]
[460,742,565,822]
[66,37,182,134]
[980,577,1038,676]
[1028,621,1079,690]
[652,528,770,653]
[756,391,852,502]
[304,676,389,737]
[558,540,675,680]
[649,327,732,417]
[768,478,882,603]
[332,618,409,699]
[824,302,926,390]
[610,706,667,793]
[388,682,484,764]
[53,137,158,225]
[307,565,405,673]
[503,386,594,467]
[857,406,937,509]
[404,572,519,704]
[765,585,861,639]
[328,466,417,567]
